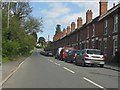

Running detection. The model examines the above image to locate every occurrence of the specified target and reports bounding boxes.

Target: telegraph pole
[48,35,50,42]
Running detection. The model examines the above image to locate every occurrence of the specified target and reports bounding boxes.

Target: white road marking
[55,62,60,66]
[1,59,26,86]
[83,77,107,90]
[50,60,53,63]
[63,67,75,74]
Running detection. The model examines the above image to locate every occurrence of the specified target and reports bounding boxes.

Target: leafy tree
[23,16,43,34]
[2,2,43,62]
[38,37,45,46]
[31,31,37,42]
[3,2,32,19]
[55,24,61,34]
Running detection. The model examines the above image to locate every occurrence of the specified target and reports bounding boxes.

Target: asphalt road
[2,49,119,89]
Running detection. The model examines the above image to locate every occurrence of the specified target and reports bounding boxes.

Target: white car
[55,47,63,59]
[75,49,105,67]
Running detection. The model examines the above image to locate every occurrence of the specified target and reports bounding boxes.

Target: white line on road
[49,60,53,63]
[63,67,75,74]
[55,62,60,66]
[83,77,107,90]
[1,59,26,86]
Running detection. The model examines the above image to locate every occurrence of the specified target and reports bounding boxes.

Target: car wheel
[75,59,78,65]
[100,64,104,68]
[91,64,94,67]
[65,59,67,62]
[82,61,86,67]
[70,59,73,63]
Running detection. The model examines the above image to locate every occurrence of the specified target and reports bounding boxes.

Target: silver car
[75,49,105,67]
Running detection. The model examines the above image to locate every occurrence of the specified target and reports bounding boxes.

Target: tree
[9,2,32,19]
[23,16,43,34]
[2,2,41,62]
[38,37,45,46]
[31,32,37,42]
[55,24,61,34]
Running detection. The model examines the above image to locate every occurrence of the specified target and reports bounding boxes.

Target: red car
[60,46,75,61]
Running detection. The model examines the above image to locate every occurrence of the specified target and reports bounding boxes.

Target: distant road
[2,49,119,89]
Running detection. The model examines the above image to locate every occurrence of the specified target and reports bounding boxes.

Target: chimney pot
[67,26,70,34]
[63,28,67,36]
[86,9,93,23]
[71,22,75,32]
[99,0,108,16]
[77,17,82,29]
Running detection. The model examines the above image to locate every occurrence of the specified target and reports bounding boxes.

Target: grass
[2,57,10,63]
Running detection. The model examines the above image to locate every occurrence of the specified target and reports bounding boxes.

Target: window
[104,20,107,35]
[79,34,81,41]
[79,42,82,49]
[103,40,107,55]
[86,40,89,49]
[92,39,95,49]
[92,24,95,37]
[113,36,118,56]
[114,15,118,32]
[87,27,89,38]
[84,41,86,49]
[87,50,101,55]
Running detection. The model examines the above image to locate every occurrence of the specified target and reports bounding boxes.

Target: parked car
[65,50,82,63]
[60,46,75,61]
[55,47,63,59]
[46,51,53,56]
[75,49,105,67]
[40,51,53,57]
[40,51,46,55]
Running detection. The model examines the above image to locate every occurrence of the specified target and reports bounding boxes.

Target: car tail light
[84,54,89,57]
[73,53,76,58]
[102,55,105,59]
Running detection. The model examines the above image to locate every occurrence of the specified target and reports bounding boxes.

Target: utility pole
[48,35,50,42]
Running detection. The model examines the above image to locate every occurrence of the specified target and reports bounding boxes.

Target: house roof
[98,2,120,21]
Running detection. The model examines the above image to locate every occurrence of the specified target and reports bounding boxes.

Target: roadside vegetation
[2,2,43,63]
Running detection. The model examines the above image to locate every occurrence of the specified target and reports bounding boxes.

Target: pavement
[104,63,120,72]
[1,49,119,89]
[2,57,28,83]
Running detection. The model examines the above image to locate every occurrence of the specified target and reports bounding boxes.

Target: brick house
[51,0,120,62]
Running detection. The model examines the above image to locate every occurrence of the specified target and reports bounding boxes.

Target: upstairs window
[104,41,107,55]
[87,27,89,38]
[114,14,118,32]
[104,20,107,35]
[92,24,95,37]
[92,39,95,49]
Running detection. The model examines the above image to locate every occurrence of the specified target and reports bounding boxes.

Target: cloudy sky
[29,0,119,41]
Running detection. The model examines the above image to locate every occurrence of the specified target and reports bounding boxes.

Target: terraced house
[51,0,120,63]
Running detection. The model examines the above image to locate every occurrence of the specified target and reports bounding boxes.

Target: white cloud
[72,1,99,18]
[54,13,85,29]
[41,3,70,18]
[38,0,119,41]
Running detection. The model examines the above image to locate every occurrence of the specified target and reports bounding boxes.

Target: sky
[29,0,119,41]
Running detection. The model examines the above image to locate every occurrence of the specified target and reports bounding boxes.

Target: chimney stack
[67,26,70,34]
[99,0,108,16]
[63,28,67,36]
[77,17,82,29]
[86,10,93,23]
[71,22,75,32]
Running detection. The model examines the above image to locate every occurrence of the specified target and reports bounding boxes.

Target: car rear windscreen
[87,50,101,55]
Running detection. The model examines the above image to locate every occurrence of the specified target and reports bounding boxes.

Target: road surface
[2,49,119,89]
